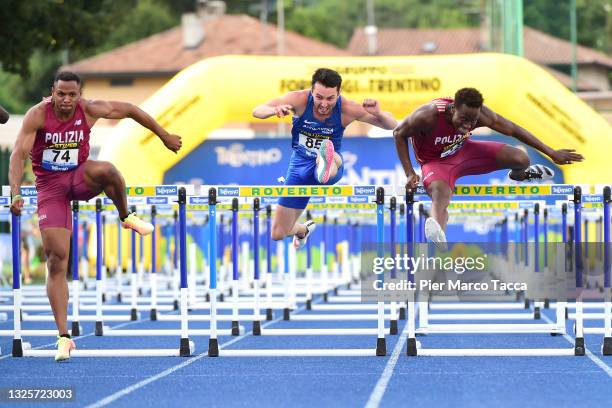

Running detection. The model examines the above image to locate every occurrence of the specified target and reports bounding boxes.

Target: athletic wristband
[11,194,22,204]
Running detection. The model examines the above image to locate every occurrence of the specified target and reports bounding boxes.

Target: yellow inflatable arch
[100,54,612,185]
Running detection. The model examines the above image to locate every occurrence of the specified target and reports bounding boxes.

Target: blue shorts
[278,151,344,209]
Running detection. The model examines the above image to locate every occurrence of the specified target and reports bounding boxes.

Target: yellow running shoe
[121,213,154,236]
[55,336,76,362]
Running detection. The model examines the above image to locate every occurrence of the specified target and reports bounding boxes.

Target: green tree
[524,0,612,53]
[0,0,118,76]
[97,0,177,53]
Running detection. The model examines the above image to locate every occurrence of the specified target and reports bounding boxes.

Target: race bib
[298,133,325,154]
[42,148,78,171]
[440,138,466,158]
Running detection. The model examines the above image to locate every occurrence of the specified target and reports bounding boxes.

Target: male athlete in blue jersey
[252,68,397,248]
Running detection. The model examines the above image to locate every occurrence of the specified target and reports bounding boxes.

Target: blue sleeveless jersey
[291,93,345,159]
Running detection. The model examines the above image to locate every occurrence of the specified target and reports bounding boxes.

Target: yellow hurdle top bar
[224,184,575,198]
[1,184,575,200]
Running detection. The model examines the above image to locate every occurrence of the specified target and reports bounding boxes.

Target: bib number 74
[42,148,78,171]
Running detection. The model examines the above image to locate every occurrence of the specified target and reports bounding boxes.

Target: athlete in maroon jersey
[8,71,182,361]
[394,87,583,246]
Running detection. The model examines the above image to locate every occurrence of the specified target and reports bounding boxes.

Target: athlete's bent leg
[82,160,129,219]
[271,205,307,241]
[427,180,452,230]
[495,145,530,181]
[42,228,71,336]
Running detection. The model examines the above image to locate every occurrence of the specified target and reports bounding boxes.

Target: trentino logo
[218,187,239,196]
[21,187,37,196]
[128,197,145,205]
[156,186,178,196]
[353,186,376,195]
[583,195,602,203]
[189,197,209,204]
[348,196,368,203]
[147,197,168,205]
[551,185,573,195]
[309,197,325,204]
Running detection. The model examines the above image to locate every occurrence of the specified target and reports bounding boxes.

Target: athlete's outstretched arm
[9,107,42,215]
[393,109,432,189]
[252,91,305,119]
[347,98,396,130]
[478,106,584,165]
[85,100,182,153]
[0,105,9,124]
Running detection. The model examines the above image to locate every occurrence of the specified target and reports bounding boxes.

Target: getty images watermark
[360,243,578,302]
[370,252,525,292]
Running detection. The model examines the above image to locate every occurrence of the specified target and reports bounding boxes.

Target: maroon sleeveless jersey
[31,99,91,177]
[411,97,470,164]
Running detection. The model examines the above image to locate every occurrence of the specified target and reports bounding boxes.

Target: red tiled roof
[347,26,612,68]
[64,14,349,76]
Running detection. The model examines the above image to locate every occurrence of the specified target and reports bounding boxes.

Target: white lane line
[542,313,612,377]
[0,319,147,361]
[364,322,408,408]
[86,304,311,408]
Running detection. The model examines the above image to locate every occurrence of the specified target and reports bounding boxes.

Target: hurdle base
[399,307,406,320]
[266,309,273,320]
[524,299,529,309]
[150,308,157,321]
[253,321,261,336]
[390,320,398,335]
[12,339,23,357]
[283,308,290,321]
[231,321,240,336]
[375,337,386,356]
[117,293,122,303]
[130,308,138,321]
[534,307,541,320]
[602,337,612,356]
[323,293,328,302]
[102,293,107,303]
[574,337,585,356]
[71,321,80,337]
[334,287,338,296]
[565,307,569,319]
[306,299,312,310]
[179,337,191,357]
[544,299,550,309]
[406,338,418,356]
[208,338,219,357]
[95,321,103,336]
[173,300,179,310]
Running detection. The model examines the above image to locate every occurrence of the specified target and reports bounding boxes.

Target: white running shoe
[508,164,554,182]
[316,139,335,184]
[293,220,316,249]
[425,217,448,251]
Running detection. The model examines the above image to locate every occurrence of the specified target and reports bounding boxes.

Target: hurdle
[577,186,612,354]
[404,184,585,357]
[4,186,195,357]
[416,201,566,332]
[203,185,391,357]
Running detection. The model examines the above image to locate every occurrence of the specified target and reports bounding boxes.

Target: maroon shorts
[420,139,506,190]
[35,164,99,230]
